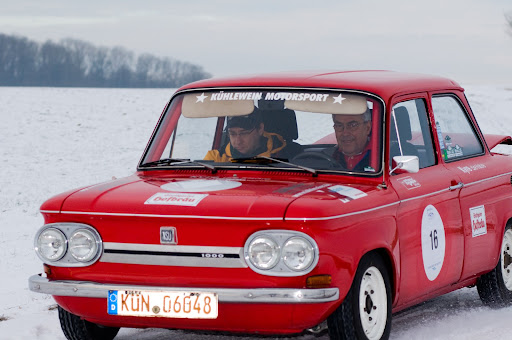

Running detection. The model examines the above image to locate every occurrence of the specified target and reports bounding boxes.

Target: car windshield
[140,89,384,175]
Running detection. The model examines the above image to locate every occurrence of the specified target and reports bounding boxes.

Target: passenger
[204,110,286,162]
[331,110,373,171]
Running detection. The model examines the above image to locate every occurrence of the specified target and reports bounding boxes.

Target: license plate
[107,290,218,319]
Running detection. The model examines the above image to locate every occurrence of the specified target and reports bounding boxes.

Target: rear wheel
[58,306,120,340]
[327,253,392,340]
[477,225,512,307]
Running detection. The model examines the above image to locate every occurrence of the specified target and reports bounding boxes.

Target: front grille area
[100,242,247,268]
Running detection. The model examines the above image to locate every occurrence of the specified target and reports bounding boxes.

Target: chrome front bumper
[28,274,339,304]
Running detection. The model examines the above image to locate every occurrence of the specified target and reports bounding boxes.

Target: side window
[431,96,483,161]
[390,99,435,169]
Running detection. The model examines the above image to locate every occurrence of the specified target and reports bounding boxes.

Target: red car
[29,71,512,340]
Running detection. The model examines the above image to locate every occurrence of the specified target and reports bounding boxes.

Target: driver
[331,110,373,171]
[204,110,287,162]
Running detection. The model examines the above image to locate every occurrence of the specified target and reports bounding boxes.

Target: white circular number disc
[421,205,446,281]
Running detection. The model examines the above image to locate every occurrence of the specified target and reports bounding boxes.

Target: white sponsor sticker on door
[470,205,487,237]
[397,176,421,190]
[145,193,208,206]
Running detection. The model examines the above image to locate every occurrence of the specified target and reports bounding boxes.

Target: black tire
[58,306,120,340]
[327,253,392,340]
[477,224,512,307]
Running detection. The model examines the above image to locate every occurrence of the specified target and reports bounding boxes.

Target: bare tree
[507,12,512,37]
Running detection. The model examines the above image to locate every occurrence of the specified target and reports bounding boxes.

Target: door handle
[449,182,464,191]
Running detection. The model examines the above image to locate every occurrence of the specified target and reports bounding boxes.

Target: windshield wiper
[140,158,217,173]
[140,158,190,167]
[231,156,317,176]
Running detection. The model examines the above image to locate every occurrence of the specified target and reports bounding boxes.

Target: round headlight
[248,236,280,270]
[36,228,67,261]
[69,229,99,262]
[282,237,315,271]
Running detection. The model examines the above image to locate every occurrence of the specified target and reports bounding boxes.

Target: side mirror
[390,155,419,174]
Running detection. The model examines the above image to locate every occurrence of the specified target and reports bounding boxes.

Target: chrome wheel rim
[501,229,512,291]
[358,266,387,340]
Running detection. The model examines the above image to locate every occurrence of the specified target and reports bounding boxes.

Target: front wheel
[58,306,120,340]
[477,224,512,307]
[327,253,392,340]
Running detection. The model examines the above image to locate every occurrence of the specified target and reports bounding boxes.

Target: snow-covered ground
[1,85,512,340]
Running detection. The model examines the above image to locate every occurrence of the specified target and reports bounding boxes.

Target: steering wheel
[291,151,341,168]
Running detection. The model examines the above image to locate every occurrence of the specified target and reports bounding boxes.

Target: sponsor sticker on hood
[145,193,208,206]
[328,185,367,201]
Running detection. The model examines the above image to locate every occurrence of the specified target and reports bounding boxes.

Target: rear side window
[431,96,483,161]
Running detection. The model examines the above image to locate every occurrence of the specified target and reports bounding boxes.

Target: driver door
[389,97,464,305]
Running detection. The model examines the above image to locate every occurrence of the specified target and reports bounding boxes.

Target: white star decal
[196,93,208,103]
[333,94,346,104]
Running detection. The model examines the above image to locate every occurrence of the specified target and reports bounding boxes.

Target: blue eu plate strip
[108,290,118,315]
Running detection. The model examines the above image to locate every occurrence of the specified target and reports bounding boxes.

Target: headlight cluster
[34,223,102,267]
[244,230,318,276]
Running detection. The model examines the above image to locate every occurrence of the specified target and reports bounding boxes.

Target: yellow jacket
[204,131,286,162]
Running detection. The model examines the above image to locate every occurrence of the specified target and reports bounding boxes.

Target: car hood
[44,174,393,220]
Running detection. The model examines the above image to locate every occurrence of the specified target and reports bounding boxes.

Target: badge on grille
[160,227,177,244]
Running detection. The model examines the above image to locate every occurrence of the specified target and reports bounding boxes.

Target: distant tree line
[0,33,211,87]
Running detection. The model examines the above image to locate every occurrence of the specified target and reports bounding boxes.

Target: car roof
[178,70,463,101]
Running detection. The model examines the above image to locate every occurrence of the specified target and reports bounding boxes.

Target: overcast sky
[1,0,512,84]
